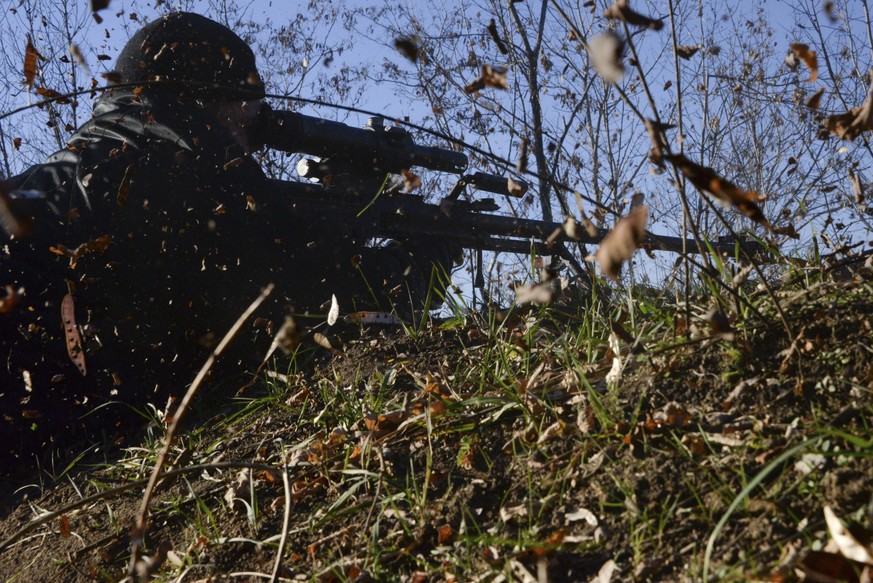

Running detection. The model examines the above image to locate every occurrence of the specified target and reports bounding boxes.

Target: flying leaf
[588,32,625,83]
[487,19,509,54]
[789,43,818,82]
[824,71,873,140]
[664,153,771,230]
[644,118,674,166]
[806,87,825,109]
[593,205,648,281]
[401,169,421,192]
[35,87,71,104]
[24,35,42,90]
[515,281,554,305]
[851,170,864,204]
[0,285,22,314]
[675,45,702,59]
[327,294,339,326]
[90,0,110,11]
[62,294,87,377]
[68,44,91,75]
[394,36,419,63]
[464,64,509,93]
[312,332,333,350]
[603,0,664,31]
[100,71,122,83]
[824,506,873,564]
[516,137,529,173]
[0,184,32,237]
[507,176,526,196]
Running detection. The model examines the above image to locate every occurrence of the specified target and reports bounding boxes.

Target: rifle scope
[262,109,468,175]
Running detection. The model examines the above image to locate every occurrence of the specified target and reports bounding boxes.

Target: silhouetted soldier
[0,12,456,469]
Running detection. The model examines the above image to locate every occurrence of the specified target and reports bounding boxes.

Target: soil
[0,275,871,582]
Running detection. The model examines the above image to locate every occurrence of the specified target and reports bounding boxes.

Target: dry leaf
[401,169,421,192]
[593,205,648,281]
[35,88,71,104]
[437,524,454,545]
[824,71,873,140]
[665,153,770,230]
[59,515,71,539]
[851,170,864,204]
[487,19,509,54]
[644,119,674,166]
[312,332,333,350]
[806,87,825,109]
[0,185,32,237]
[676,45,702,59]
[100,71,122,83]
[24,35,42,90]
[464,64,509,93]
[588,32,625,83]
[51,235,113,268]
[90,0,110,11]
[516,137,529,173]
[773,223,800,239]
[0,285,22,315]
[824,506,873,564]
[603,0,664,30]
[504,177,525,197]
[515,281,554,305]
[117,164,135,207]
[327,294,339,326]
[789,43,818,82]
[68,44,91,75]
[62,294,87,376]
[394,36,419,63]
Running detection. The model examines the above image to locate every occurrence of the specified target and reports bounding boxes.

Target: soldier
[0,12,456,469]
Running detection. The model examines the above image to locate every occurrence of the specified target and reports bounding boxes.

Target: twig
[127,284,275,579]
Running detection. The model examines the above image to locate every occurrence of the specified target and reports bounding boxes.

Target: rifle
[259,108,758,283]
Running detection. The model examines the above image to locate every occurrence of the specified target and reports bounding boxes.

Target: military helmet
[114,12,265,101]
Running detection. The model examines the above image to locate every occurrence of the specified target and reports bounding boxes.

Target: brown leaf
[487,19,509,54]
[100,71,122,83]
[0,184,33,237]
[851,170,864,204]
[644,118,674,166]
[464,64,509,94]
[117,164,135,207]
[507,176,526,196]
[515,281,554,305]
[59,515,71,539]
[773,223,800,239]
[603,0,664,30]
[68,44,90,75]
[394,36,419,63]
[824,71,873,140]
[516,137,529,173]
[806,87,825,109]
[312,332,333,351]
[588,32,625,83]
[90,0,110,11]
[789,43,818,82]
[12,137,22,150]
[401,169,421,192]
[593,205,648,281]
[0,285,22,314]
[437,524,454,545]
[24,35,42,90]
[665,153,770,230]
[35,87,72,104]
[62,294,87,377]
[675,45,702,59]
